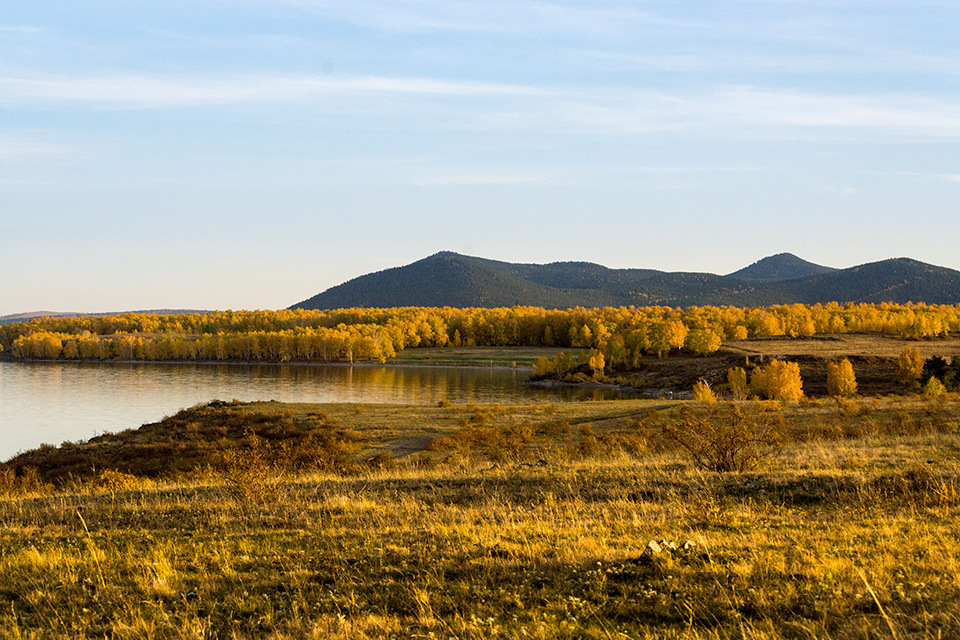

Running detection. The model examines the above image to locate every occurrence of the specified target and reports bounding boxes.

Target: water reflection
[0,361,634,461]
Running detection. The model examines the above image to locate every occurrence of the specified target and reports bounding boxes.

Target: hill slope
[727,253,837,281]
[292,252,960,310]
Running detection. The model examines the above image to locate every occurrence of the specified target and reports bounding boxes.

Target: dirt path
[382,435,437,458]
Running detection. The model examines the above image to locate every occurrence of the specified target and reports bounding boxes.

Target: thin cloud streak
[414,173,551,186]
[0,25,42,32]
[256,0,693,35]
[0,139,72,158]
[0,73,552,107]
[2,71,959,140]
[717,87,960,136]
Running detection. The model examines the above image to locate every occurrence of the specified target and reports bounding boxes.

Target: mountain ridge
[292,252,960,310]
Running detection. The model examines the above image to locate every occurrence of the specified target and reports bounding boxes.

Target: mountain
[727,253,837,281]
[291,252,960,310]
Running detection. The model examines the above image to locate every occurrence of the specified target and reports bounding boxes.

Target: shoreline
[0,356,533,372]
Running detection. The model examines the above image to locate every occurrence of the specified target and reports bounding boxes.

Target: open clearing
[724,332,960,359]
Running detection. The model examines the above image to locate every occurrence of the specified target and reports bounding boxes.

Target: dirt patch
[383,435,437,458]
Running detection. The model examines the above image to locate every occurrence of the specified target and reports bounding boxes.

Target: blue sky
[2,0,958,314]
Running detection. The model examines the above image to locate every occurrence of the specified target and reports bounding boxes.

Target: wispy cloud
[414,173,551,186]
[2,69,959,141]
[0,73,550,108]
[0,25,42,33]
[0,138,72,158]
[906,172,960,184]
[714,87,960,137]
[611,164,765,174]
[258,0,689,35]
[554,85,960,139]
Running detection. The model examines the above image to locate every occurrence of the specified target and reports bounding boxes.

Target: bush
[750,360,803,401]
[924,376,947,398]
[663,404,782,473]
[691,378,716,403]
[827,358,857,397]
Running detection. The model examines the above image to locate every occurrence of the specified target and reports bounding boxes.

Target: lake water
[0,361,632,462]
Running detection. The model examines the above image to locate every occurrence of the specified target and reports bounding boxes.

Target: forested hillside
[292,252,960,309]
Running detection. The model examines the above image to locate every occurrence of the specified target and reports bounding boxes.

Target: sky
[1,0,958,315]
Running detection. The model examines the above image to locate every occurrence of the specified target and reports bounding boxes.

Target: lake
[0,361,633,462]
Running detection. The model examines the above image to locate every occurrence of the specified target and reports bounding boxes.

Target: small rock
[644,540,663,555]
[660,540,679,551]
[682,540,697,551]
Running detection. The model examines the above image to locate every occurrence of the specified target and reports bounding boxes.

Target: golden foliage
[2,302,960,365]
[684,329,722,356]
[826,358,858,397]
[897,346,925,387]
[727,366,749,401]
[692,378,717,403]
[750,359,803,401]
[924,376,947,398]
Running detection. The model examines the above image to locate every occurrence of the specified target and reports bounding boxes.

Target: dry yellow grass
[2,397,960,638]
[724,333,960,359]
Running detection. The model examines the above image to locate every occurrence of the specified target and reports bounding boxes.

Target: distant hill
[292,252,960,310]
[727,253,837,281]
[0,309,210,325]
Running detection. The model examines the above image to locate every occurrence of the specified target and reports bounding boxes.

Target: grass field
[3,395,960,638]
[724,333,960,359]
[389,346,567,368]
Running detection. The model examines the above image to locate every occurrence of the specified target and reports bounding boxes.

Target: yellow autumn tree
[826,358,857,397]
[649,319,688,358]
[750,359,803,401]
[684,329,722,356]
[588,349,605,381]
[896,346,925,388]
[727,367,749,400]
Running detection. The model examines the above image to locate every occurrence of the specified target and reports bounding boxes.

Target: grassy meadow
[3,394,960,638]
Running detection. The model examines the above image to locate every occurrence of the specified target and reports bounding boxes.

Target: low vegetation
[3,395,960,638]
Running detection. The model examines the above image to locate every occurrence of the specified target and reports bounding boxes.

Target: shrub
[827,358,857,397]
[663,404,782,473]
[923,376,947,398]
[93,469,142,493]
[692,378,716,403]
[750,360,803,401]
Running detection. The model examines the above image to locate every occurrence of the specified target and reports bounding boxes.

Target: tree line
[2,302,959,364]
